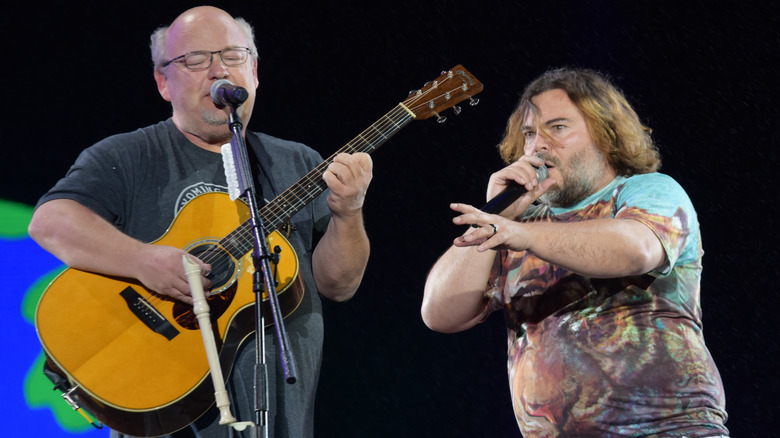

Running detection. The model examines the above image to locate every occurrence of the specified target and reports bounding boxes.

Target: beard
[539,149,609,208]
[202,108,229,126]
[197,107,240,144]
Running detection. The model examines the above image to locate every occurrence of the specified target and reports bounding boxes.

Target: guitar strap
[244,135,273,206]
[245,134,296,238]
[246,134,290,206]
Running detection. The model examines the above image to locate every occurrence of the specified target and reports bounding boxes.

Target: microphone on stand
[210,79,248,108]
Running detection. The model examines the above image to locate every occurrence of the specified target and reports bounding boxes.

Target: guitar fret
[222,235,243,255]
[230,222,252,256]
[368,126,388,141]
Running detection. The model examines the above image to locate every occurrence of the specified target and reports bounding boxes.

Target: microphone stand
[224,102,298,438]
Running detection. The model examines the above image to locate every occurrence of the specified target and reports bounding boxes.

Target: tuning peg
[435,113,447,124]
[408,89,420,97]
[469,97,480,106]
[453,105,462,115]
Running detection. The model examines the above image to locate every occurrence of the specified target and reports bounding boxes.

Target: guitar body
[35,192,303,436]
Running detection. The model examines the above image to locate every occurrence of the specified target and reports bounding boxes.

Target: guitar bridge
[119,287,179,340]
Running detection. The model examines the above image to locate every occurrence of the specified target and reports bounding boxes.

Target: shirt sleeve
[35,138,131,226]
[613,173,700,276]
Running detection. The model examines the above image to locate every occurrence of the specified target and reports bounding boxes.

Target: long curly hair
[498,68,660,176]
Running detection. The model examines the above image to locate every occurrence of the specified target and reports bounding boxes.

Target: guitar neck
[222,103,415,257]
[262,103,415,230]
[216,65,483,259]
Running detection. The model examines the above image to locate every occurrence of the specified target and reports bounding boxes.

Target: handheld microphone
[210,79,249,108]
[478,164,548,215]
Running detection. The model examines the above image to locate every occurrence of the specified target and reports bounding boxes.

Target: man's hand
[322,152,373,217]
[134,245,212,305]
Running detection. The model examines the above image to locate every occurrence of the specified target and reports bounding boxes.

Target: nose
[523,138,536,157]
[208,55,230,79]
[524,133,550,157]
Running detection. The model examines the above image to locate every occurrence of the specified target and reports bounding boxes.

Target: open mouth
[535,154,555,171]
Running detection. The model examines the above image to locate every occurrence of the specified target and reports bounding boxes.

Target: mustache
[535,152,561,168]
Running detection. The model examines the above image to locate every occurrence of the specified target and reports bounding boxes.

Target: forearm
[28,199,147,277]
[523,218,665,278]
[422,238,496,333]
[29,199,209,302]
[312,211,370,302]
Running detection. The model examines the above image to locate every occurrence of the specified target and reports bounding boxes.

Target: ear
[154,69,171,102]
[252,57,259,89]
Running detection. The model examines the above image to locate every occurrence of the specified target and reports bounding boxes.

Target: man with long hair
[422,68,728,436]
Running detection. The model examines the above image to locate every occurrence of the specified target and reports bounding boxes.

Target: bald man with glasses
[30,6,372,438]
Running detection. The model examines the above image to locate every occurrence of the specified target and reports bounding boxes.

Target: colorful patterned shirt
[486,173,728,437]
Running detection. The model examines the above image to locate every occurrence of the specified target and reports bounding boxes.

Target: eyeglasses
[161,47,252,71]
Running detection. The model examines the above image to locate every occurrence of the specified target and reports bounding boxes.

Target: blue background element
[2,205,109,437]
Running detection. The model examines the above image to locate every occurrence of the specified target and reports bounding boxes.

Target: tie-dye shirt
[486,173,728,437]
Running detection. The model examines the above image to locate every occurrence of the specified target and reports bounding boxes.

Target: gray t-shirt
[39,118,330,437]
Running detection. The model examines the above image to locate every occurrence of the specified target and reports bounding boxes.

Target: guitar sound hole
[188,244,235,290]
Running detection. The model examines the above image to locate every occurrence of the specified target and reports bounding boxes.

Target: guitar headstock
[402,65,483,120]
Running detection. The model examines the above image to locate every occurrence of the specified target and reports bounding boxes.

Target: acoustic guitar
[35,65,482,437]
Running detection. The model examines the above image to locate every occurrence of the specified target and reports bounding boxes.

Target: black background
[3,1,777,436]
